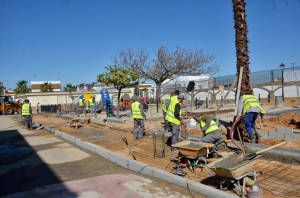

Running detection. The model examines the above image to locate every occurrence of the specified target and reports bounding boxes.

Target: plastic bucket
[189,119,197,126]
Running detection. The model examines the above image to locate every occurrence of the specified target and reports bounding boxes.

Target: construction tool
[237,128,245,154]
[238,141,286,162]
[122,137,136,160]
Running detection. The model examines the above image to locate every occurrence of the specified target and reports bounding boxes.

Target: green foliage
[64,83,77,93]
[97,65,139,118]
[97,65,139,90]
[14,80,30,94]
[40,82,54,92]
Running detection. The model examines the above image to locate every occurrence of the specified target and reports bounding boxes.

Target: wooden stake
[213,77,238,118]
[237,127,245,154]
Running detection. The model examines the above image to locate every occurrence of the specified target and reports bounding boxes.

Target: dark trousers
[133,119,145,139]
[163,111,169,131]
[244,112,259,134]
[170,123,180,151]
[23,116,32,129]
[201,131,222,156]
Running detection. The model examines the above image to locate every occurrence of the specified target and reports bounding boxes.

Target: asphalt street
[0,115,205,198]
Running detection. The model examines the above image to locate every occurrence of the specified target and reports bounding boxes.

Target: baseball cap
[193,113,202,119]
[178,93,185,100]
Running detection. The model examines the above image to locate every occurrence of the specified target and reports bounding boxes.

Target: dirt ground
[27,112,300,198]
[261,112,300,132]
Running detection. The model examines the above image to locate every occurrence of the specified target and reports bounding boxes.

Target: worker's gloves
[202,126,208,132]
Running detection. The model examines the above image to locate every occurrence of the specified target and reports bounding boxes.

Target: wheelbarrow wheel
[245,170,256,187]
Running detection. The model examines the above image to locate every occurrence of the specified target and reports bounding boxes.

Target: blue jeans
[244,112,259,134]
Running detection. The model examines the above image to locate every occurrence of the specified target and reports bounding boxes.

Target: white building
[31,81,62,92]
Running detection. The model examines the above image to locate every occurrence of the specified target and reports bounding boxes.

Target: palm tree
[232,0,252,94]
[14,80,30,94]
[63,83,77,93]
[40,82,54,92]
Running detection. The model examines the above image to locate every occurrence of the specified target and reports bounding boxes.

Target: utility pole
[290,62,296,70]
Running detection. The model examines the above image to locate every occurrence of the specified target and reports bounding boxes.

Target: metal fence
[41,104,78,114]
[214,66,300,86]
[40,102,103,116]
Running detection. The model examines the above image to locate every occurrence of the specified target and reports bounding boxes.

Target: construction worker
[131,97,147,140]
[162,94,172,132]
[89,96,95,114]
[166,93,185,153]
[22,99,32,130]
[236,89,266,144]
[78,95,85,115]
[193,113,222,158]
[36,102,39,113]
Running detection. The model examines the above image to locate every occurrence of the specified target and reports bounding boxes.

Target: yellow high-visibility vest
[89,98,94,106]
[78,99,84,107]
[166,95,181,125]
[162,96,170,113]
[22,104,31,116]
[200,118,219,135]
[242,95,262,115]
[131,101,143,119]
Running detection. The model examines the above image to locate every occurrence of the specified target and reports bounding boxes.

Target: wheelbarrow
[204,155,260,197]
[70,118,81,129]
[171,140,229,174]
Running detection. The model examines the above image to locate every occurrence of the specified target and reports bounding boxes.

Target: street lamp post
[279,63,285,102]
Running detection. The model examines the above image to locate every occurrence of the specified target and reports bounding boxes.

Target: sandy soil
[261,112,300,132]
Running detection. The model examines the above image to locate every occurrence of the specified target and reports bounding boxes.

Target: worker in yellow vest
[131,97,147,140]
[193,113,222,158]
[236,90,266,143]
[162,94,172,132]
[22,99,32,130]
[166,93,185,153]
[78,96,85,115]
[89,96,95,114]
[36,102,39,113]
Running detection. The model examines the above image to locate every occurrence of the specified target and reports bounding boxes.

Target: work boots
[249,133,256,144]
[253,126,262,142]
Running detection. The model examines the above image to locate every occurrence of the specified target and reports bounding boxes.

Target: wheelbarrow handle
[122,137,128,146]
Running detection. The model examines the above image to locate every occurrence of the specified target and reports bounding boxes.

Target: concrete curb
[32,121,237,198]
[227,142,300,158]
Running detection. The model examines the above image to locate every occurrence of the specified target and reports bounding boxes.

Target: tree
[113,45,219,103]
[14,80,30,94]
[97,65,139,118]
[40,82,54,92]
[64,83,77,93]
[232,0,251,95]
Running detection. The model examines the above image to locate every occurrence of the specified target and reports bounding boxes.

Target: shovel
[122,138,136,160]
[238,141,286,162]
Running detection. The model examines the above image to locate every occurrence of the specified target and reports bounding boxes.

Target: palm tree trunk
[232,0,252,94]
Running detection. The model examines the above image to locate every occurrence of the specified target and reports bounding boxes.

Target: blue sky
[1,0,299,90]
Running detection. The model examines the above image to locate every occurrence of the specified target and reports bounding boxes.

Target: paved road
[0,115,205,198]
